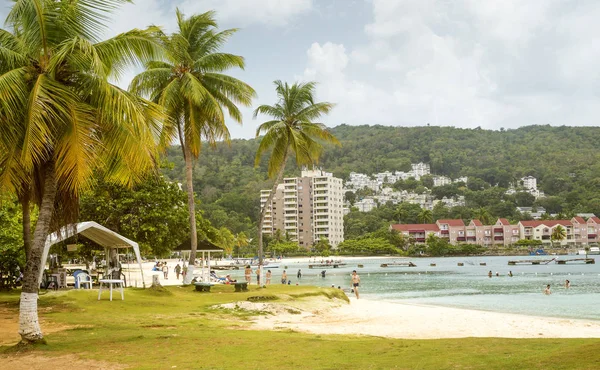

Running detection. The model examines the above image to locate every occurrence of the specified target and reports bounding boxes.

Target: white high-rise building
[260,169,344,248]
[521,176,537,190]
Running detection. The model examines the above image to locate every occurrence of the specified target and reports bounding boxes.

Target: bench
[233,282,248,292]
[194,282,213,292]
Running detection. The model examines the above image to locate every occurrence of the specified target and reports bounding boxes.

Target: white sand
[251,297,600,339]
[119,259,600,339]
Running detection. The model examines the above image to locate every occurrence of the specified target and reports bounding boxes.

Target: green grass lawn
[1,285,599,369]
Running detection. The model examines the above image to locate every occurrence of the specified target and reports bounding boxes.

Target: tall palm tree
[551,225,567,248]
[417,209,433,224]
[0,0,163,343]
[254,80,339,277]
[130,10,255,284]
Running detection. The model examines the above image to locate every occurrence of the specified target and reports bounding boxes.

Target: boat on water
[578,247,600,255]
[308,261,346,269]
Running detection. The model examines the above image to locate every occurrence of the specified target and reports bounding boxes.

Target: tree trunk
[21,190,32,263]
[182,143,197,285]
[19,163,57,343]
[257,152,289,286]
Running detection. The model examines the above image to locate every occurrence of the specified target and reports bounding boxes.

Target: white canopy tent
[39,221,145,287]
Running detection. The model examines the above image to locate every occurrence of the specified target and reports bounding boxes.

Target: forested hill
[161,125,600,236]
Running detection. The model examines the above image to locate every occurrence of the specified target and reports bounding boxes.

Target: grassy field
[1,284,599,369]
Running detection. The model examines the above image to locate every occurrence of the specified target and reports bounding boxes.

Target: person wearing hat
[351,270,360,299]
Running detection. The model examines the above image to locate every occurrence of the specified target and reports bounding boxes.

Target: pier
[555,258,595,264]
[381,262,417,267]
[508,258,595,265]
[508,259,554,265]
[308,263,346,269]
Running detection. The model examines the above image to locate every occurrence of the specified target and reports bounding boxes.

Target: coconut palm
[0,0,163,343]
[417,209,433,224]
[551,225,567,248]
[130,10,255,284]
[254,80,338,274]
[474,207,492,225]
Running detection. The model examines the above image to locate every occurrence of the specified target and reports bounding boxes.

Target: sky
[1,0,600,138]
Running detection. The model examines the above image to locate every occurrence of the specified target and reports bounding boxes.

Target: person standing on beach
[297,269,302,279]
[256,266,261,286]
[565,279,570,289]
[162,263,169,279]
[244,265,252,284]
[281,270,288,284]
[544,284,551,295]
[266,270,272,285]
[182,264,188,280]
[351,270,360,299]
[174,264,181,280]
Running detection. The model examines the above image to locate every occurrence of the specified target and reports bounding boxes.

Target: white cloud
[298,0,600,130]
[179,0,313,26]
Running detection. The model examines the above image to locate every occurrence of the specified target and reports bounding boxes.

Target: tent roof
[47,221,138,249]
[175,237,223,252]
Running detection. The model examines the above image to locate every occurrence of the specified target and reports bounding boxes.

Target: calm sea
[226,255,600,321]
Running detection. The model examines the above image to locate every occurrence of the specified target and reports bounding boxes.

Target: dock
[308,263,347,269]
[555,258,595,264]
[508,259,554,265]
[380,262,416,267]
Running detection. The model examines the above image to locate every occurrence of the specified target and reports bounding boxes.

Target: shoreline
[251,296,600,339]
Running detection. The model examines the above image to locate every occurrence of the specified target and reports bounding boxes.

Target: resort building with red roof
[391,216,600,248]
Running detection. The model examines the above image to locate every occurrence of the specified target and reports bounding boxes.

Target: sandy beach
[98,259,600,339]
[250,297,600,339]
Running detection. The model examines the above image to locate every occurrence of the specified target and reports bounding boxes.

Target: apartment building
[261,169,344,248]
[391,216,600,248]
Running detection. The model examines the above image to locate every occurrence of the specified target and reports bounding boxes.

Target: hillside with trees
[161,124,600,242]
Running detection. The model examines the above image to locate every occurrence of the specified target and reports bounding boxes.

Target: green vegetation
[1,288,599,369]
[130,9,256,282]
[162,125,600,250]
[254,80,338,266]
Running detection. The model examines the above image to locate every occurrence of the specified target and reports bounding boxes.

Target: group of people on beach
[243,265,274,286]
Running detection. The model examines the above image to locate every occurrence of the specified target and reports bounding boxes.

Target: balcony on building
[494,236,504,241]
[588,234,597,239]
[541,235,551,240]
[466,236,476,241]
[493,227,503,233]
[440,230,449,235]
[457,236,466,242]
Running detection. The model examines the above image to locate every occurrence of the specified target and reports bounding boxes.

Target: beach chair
[77,272,93,289]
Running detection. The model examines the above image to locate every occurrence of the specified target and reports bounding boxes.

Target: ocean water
[225,256,600,321]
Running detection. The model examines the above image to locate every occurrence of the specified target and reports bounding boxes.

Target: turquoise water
[225,256,600,321]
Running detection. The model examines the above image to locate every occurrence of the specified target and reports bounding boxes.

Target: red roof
[519,220,572,228]
[391,224,440,232]
[437,219,465,227]
[573,216,586,224]
[470,219,483,226]
[498,218,510,225]
[590,217,600,224]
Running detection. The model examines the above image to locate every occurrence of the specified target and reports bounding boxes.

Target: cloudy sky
[1,0,599,138]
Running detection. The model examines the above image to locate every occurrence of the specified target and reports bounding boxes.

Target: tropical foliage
[130,9,255,282]
[0,0,164,343]
[253,81,338,266]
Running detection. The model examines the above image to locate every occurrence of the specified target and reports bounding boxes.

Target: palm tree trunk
[257,152,288,286]
[183,143,197,285]
[19,163,57,343]
[21,190,32,263]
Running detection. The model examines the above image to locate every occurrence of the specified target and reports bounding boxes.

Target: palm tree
[0,0,163,343]
[474,208,492,225]
[551,225,567,248]
[130,10,255,284]
[254,80,339,277]
[417,209,433,224]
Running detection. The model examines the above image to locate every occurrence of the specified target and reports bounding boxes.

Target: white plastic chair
[77,272,93,289]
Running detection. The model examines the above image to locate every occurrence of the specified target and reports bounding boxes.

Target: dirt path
[0,307,125,369]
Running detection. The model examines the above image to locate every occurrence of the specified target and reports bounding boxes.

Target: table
[233,282,248,292]
[98,279,124,301]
